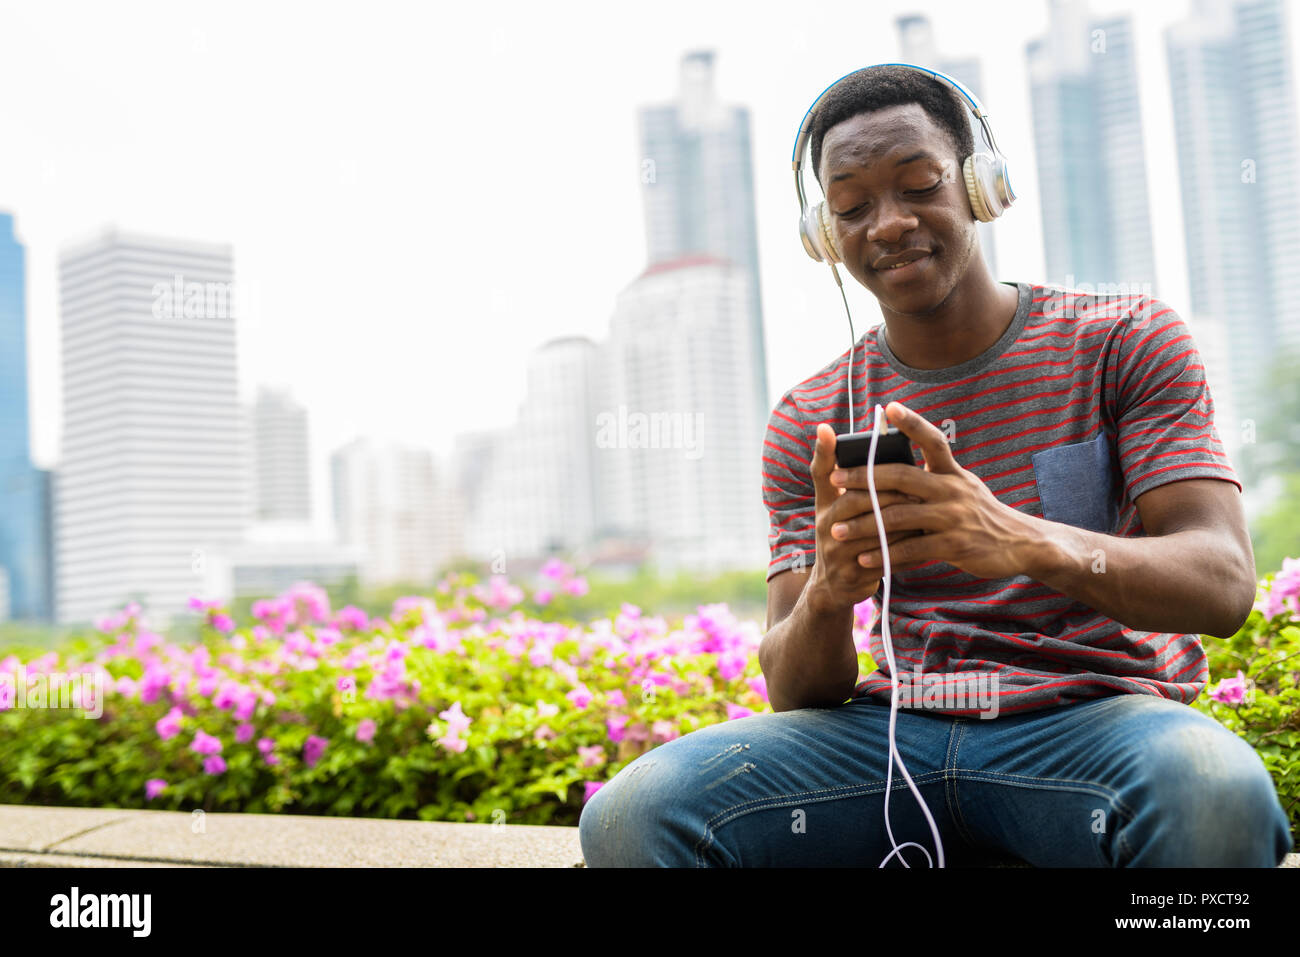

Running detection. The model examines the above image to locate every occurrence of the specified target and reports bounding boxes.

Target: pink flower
[1209,670,1249,706]
[233,690,259,721]
[334,605,370,631]
[534,588,554,606]
[190,730,223,755]
[437,733,468,754]
[540,557,572,581]
[536,700,559,718]
[1259,558,1300,619]
[605,689,627,708]
[155,707,183,741]
[203,755,227,775]
[356,718,377,744]
[606,713,629,743]
[534,724,557,741]
[235,723,255,744]
[563,576,589,597]
[566,685,593,710]
[717,650,749,682]
[257,737,276,754]
[651,719,680,742]
[439,701,472,736]
[303,735,329,768]
[210,614,234,632]
[583,781,604,803]
[726,703,755,721]
[212,680,243,710]
[746,673,769,702]
[577,745,606,768]
[145,779,168,800]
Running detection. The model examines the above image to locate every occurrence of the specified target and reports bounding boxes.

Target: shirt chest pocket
[1030,432,1119,534]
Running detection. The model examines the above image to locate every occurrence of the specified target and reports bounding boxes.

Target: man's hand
[832,401,1037,581]
[806,419,925,617]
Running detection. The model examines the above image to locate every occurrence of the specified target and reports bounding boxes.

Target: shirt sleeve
[762,389,816,581]
[1114,296,1241,502]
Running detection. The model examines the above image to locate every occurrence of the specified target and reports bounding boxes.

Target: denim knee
[1117,717,1293,866]
[578,743,708,868]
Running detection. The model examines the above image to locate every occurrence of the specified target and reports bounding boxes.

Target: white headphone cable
[828,262,944,868]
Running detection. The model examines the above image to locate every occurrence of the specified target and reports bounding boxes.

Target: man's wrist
[802,562,857,625]
[1012,507,1087,585]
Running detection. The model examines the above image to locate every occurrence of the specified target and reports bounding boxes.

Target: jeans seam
[946,720,976,845]
[947,768,1139,821]
[692,772,949,866]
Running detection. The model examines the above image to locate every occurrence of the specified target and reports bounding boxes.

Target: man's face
[818,103,977,313]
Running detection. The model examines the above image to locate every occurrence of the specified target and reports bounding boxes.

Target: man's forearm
[1020,519,1255,639]
[759,572,860,713]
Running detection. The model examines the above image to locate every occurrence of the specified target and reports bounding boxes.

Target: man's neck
[880,272,1020,371]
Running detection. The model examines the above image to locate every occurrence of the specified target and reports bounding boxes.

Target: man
[578,65,1293,867]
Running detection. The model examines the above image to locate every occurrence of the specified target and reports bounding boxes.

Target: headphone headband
[792,61,1015,249]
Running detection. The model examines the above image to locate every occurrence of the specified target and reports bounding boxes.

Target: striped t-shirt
[761,280,1241,717]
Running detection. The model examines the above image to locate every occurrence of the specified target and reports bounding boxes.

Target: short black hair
[809,65,975,190]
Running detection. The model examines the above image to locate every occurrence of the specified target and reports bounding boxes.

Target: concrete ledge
[0,804,585,868]
[0,804,1294,867]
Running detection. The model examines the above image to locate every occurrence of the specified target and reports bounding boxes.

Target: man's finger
[886,401,959,474]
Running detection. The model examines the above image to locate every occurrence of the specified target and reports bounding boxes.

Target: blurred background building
[55,229,249,629]
[638,50,770,456]
[331,436,459,588]
[594,255,767,573]
[0,213,54,623]
[1026,0,1158,295]
[1166,0,1300,496]
[251,385,312,523]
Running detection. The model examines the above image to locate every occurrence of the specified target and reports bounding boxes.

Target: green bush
[1192,560,1300,845]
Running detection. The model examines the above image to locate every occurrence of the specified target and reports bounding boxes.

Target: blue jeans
[578,694,1294,867]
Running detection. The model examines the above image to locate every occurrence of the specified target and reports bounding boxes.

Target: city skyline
[8,1,1298,534]
[2,0,1300,600]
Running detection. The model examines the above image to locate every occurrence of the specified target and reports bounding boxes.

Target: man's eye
[837,182,941,217]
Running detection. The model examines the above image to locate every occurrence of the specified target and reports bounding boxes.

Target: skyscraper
[1026,0,1158,294]
[639,50,770,431]
[457,338,598,563]
[56,229,249,627]
[1166,0,1300,438]
[0,212,54,621]
[896,15,1000,280]
[251,385,311,523]
[330,437,448,587]
[594,255,768,573]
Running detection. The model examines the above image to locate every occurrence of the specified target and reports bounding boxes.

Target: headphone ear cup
[963,154,995,223]
[800,201,841,263]
[816,202,842,264]
[795,200,837,261]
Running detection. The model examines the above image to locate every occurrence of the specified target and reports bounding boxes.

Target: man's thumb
[810,423,838,501]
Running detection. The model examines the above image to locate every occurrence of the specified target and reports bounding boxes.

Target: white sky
[2,0,1296,534]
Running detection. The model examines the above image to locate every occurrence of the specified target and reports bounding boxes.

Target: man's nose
[866,195,919,245]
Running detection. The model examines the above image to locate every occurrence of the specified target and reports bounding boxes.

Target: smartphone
[835,426,917,469]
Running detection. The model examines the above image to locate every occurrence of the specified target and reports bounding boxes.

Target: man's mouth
[874,252,934,282]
